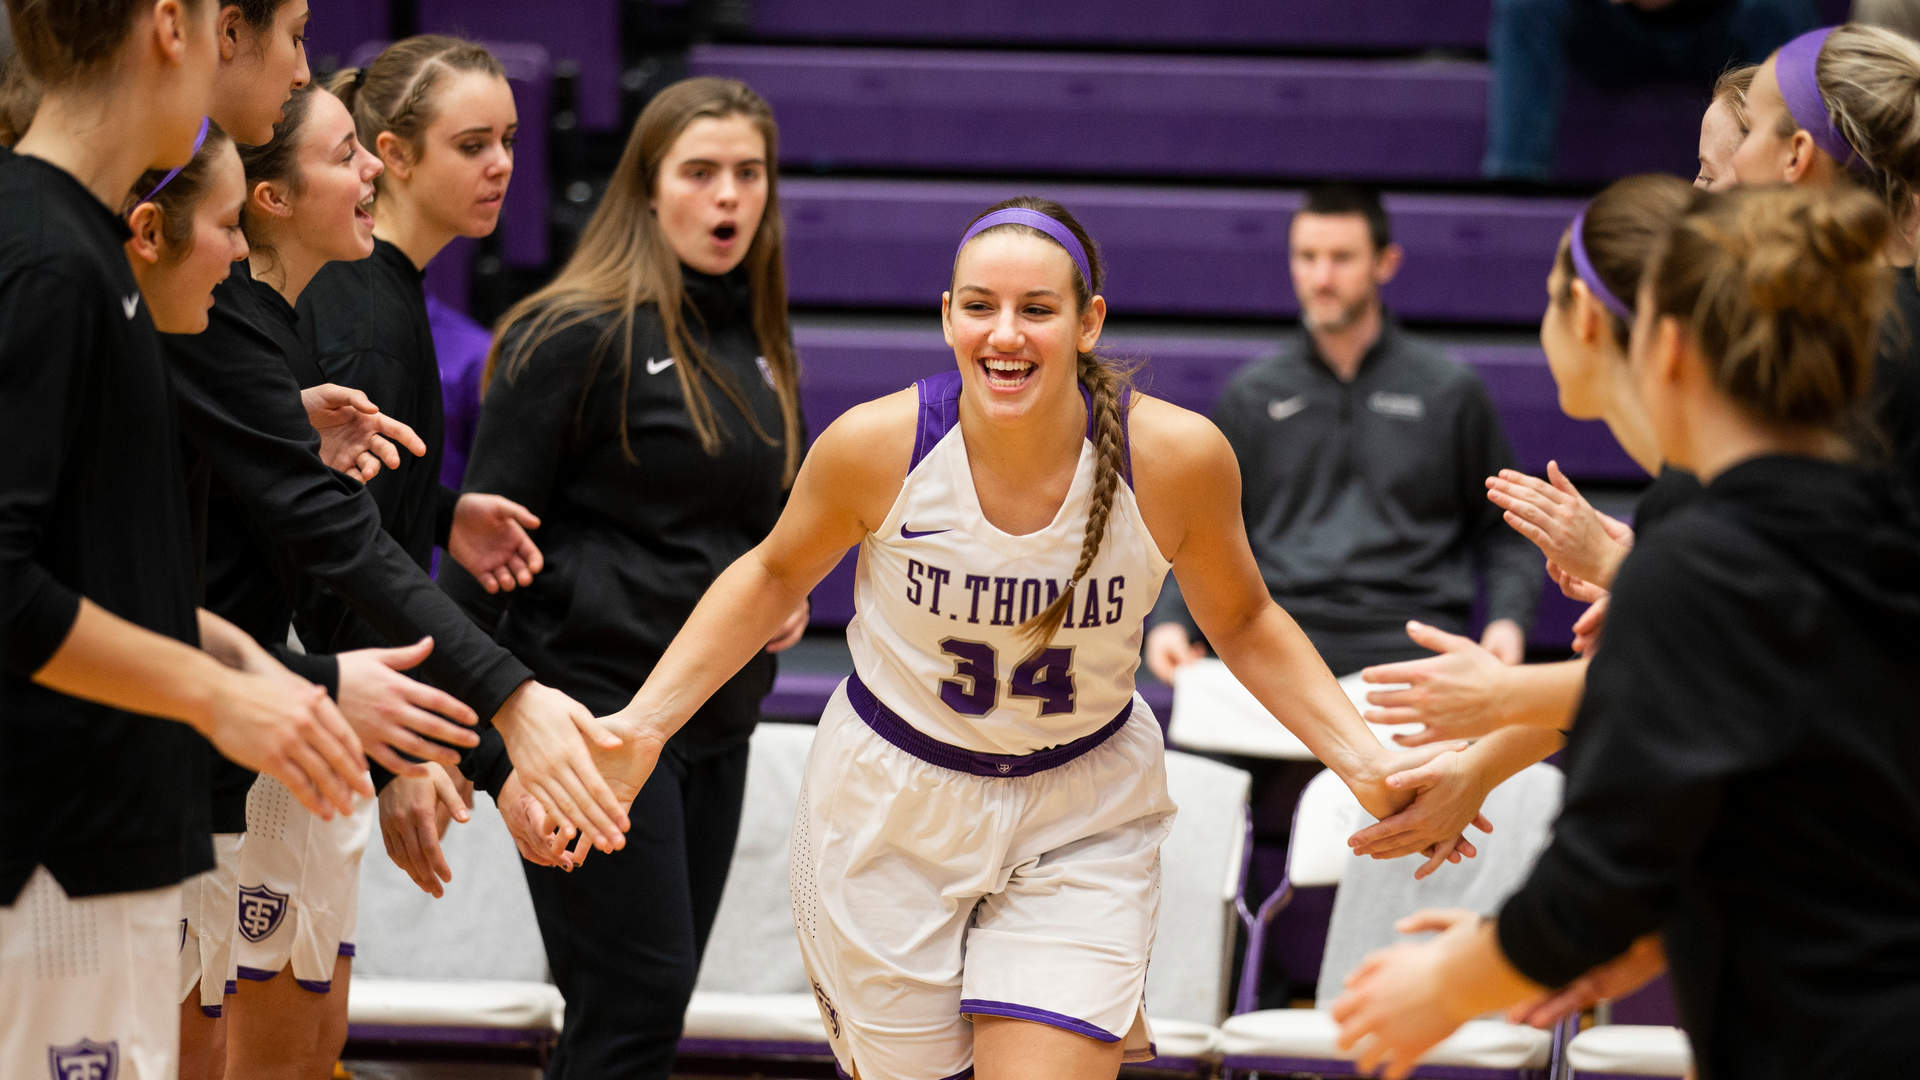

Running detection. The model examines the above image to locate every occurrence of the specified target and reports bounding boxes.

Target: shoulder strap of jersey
[911,370,963,471]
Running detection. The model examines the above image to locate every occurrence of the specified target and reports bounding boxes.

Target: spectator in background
[1147,184,1539,685]
[1484,0,1817,182]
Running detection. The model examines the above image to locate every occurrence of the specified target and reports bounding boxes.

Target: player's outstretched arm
[1130,399,1467,834]
[585,394,913,811]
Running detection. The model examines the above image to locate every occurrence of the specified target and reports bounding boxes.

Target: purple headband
[956,207,1093,290]
[1775,27,1861,170]
[1568,206,1633,323]
[139,117,212,206]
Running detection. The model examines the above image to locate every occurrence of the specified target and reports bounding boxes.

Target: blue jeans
[1484,0,1820,180]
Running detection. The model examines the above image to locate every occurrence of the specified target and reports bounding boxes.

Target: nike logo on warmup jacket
[122,294,141,320]
[900,525,951,540]
[1268,395,1307,421]
[646,356,676,375]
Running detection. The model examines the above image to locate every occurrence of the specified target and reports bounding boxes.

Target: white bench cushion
[1145,1017,1222,1062]
[682,991,831,1044]
[1567,1025,1692,1076]
[347,978,561,1031]
[1222,1010,1551,1069]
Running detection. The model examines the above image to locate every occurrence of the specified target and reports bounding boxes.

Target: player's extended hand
[336,638,480,777]
[1360,621,1511,745]
[1348,748,1494,877]
[1331,910,1483,1080]
[302,382,427,482]
[1506,934,1665,1029]
[1486,462,1633,590]
[563,715,669,867]
[449,493,544,594]
[203,664,372,820]
[377,761,472,898]
[491,681,629,854]
[1144,622,1208,683]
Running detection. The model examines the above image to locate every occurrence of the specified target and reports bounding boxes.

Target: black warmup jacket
[1155,319,1540,650]
[168,261,535,826]
[294,238,458,654]
[450,268,795,794]
[1497,455,1920,1080]
[0,148,211,901]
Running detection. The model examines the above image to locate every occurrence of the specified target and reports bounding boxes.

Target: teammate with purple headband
[1728,23,1920,493]
[564,195,1481,1080]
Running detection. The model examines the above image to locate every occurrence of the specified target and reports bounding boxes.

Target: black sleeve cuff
[272,646,341,700]
[457,726,515,799]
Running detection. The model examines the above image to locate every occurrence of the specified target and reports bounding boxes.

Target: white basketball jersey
[846,371,1171,755]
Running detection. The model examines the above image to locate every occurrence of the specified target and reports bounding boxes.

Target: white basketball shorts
[177,832,244,1016]
[1,866,182,1079]
[790,677,1177,1080]
[233,774,373,993]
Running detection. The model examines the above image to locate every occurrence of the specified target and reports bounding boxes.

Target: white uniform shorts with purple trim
[1,867,182,1079]
[233,774,373,993]
[177,832,244,1016]
[790,682,1176,1080]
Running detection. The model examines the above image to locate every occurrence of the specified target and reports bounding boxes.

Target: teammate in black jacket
[295,37,531,899]
[442,78,809,1080]
[0,4,362,1074]
[1332,184,1920,1080]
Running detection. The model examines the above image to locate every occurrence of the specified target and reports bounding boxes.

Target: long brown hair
[954,196,1131,654]
[485,77,802,485]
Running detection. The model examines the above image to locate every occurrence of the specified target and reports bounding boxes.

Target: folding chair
[1221,763,1565,1079]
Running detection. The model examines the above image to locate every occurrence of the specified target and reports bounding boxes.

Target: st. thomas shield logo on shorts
[47,1037,118,1080]
[236,883,290,943]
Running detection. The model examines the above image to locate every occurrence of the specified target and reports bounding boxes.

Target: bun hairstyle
[0,51,35,146]
[1554,174,1695,347]
[1645,184,1892,427]
[327,34,503,193]
[3,0,206,87]
[953,196,1130,653]
[1793,24,1920,232]
[122,118,234,255]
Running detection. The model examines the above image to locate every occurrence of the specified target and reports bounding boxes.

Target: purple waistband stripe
[846,674,1130,777]
[338,942,356,957]
[959,999,1121,1043]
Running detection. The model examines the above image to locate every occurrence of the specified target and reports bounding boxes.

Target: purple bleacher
[690,45,1702,184]
[352,40,553,269]
[415,0,622,132]
[777,179,1580,323]
[790,324,1638,649]
[743,0,1492,50]
[301,1,388,75]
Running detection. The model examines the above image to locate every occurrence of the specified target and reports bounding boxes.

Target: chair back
[695,721,817,994]
[1151,750,1253,1024]
[1314,762,1564,1004]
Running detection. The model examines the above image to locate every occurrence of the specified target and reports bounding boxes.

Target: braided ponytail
[951,196,1133,654]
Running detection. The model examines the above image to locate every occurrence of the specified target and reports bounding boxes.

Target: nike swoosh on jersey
[900,525,952,540]
[1267,394,1307,421]
[122,294,141,320]
[645,356,676,375]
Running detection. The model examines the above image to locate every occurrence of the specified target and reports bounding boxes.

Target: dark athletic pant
[526,736,750,1080]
